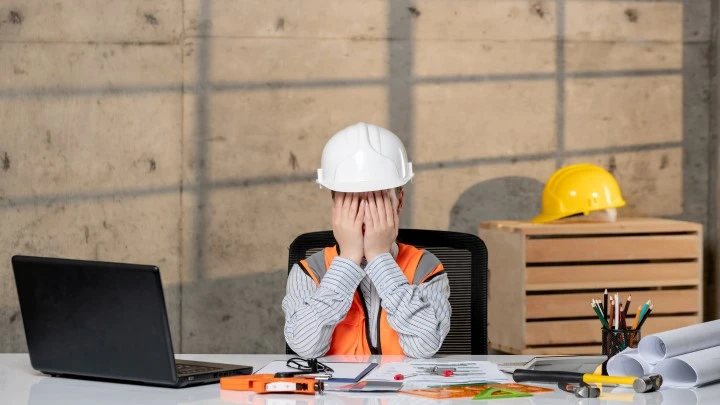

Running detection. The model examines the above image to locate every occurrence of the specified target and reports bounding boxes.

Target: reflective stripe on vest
[299,243,444,355]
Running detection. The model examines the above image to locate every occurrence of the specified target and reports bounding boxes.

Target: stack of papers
[608,320,720,387]
[364,360,510,386]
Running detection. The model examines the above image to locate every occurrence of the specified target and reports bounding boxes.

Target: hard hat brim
[317,176,412,193]
[532,200,627,224]
[531,212,568,224]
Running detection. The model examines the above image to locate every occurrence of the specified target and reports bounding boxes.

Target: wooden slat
[526,262,700,291]
[491,343,603,356]
[696,230,705,321]
[482,229,527,351]
[480,218,702,235]
[525,316,698,346]
[520,346,602,355]
[488,343,523,355]
[492,343,603,356]
[526,289,699,319]
[526,235,699,263]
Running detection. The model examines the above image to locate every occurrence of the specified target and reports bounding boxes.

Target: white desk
[1,353,719,405]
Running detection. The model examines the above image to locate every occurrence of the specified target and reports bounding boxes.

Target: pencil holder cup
[601,328,641,375]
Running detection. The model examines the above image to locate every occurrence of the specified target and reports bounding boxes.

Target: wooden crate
[479,218,703,355]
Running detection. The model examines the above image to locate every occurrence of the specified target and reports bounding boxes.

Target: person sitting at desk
[282,123,451,358]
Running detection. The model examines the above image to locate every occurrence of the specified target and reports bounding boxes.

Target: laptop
[12,255,253,388]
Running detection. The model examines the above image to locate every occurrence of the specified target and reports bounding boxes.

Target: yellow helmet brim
[532,200,626,224]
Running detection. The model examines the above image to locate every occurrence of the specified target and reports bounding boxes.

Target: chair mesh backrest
[287,229,488,355]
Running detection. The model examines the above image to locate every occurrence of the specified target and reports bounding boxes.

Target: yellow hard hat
[532,163,626,224]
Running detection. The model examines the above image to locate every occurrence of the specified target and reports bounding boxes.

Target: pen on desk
[431,367,456,377]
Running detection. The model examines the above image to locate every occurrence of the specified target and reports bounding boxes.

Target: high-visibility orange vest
[299,243,444,355]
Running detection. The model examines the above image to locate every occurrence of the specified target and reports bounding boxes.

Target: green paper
[472,387,533,400]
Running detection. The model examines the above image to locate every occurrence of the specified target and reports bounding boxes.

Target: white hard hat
[317,122,414,192]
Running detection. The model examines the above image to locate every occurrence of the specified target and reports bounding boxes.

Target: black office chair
[285,229,488,355]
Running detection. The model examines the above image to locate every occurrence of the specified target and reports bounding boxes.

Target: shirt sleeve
[282,257,366,358]
[364,253,451,358]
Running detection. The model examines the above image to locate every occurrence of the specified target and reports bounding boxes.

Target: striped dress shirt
[282,243,451,358]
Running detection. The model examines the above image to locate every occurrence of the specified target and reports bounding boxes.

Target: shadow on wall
[448,176,545,235]
[171,269,289,354]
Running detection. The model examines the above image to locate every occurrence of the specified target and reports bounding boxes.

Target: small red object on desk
[394,370,453,380]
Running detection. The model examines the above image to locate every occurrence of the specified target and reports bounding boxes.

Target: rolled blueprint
[652,345,720,388]
[606,348,652,377]
[638,320,720,363]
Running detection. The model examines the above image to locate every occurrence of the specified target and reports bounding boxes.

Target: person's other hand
[332,192,365,265]
[363,190,398,262]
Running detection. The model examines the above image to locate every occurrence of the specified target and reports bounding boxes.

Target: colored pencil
[594,299,604,318]
[603,289,609,320]
[632,305,642,329]
[623,295,632,319]
[594,299,606,322]
[592,302,610,329]
[637,305,654,330]
[614,293,620,330]
[593,290,654,331]
[639,300,651,321]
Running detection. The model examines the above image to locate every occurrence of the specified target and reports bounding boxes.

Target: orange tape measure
[220,374,324,395]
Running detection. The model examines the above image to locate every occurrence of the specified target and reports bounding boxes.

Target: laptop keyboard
[176,363,221,375]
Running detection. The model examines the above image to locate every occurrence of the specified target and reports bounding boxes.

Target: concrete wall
[0,0,715,353]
